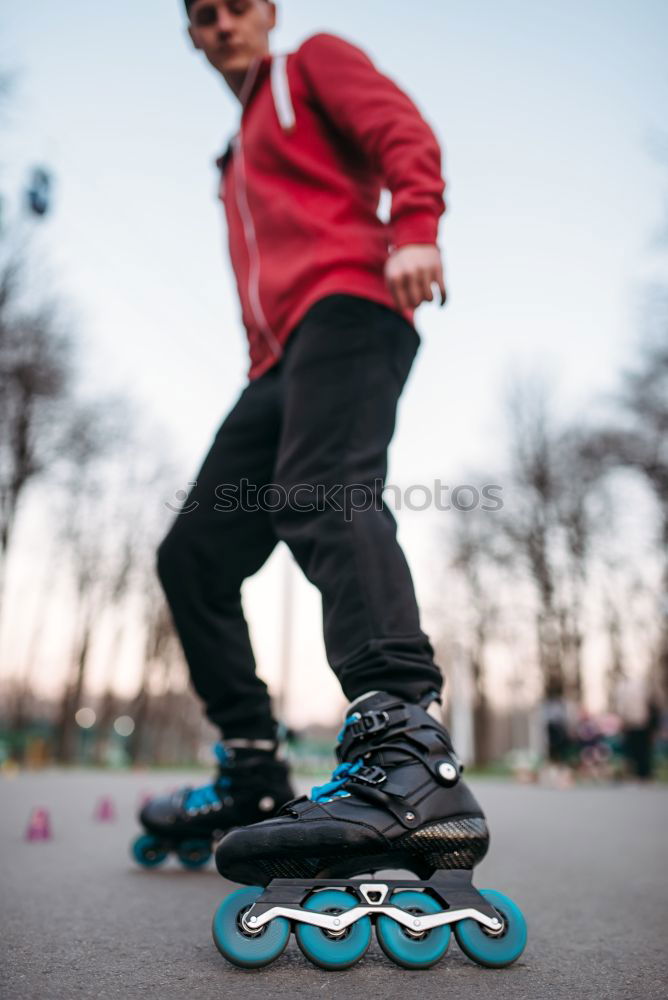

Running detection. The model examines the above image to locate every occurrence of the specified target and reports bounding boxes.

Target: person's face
[188,0,276,76]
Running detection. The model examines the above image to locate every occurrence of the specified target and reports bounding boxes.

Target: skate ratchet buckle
[346,764,387,787]
[345,709,390,740]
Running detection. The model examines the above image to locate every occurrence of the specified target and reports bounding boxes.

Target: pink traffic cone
[93,796,116,822]
[25,808,53,842]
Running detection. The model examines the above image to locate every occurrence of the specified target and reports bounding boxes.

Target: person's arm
[297,33,446,311]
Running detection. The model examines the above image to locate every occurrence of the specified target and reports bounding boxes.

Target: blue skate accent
[312,708,391,803]
[311,710,388,802]
[184,785,220,810]
[183,743,232,811]
[310,760,363,803]
[310,711,365,802]
[336,712,360,743]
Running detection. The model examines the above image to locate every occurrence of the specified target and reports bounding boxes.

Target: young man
[137,0,489,884]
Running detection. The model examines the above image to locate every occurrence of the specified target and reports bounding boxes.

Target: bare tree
[0,296,73,617]
[585,327,668,698]
[90,454,176,759]
[127,579,182,765]
[502,379,606,707]
[603,578,626,711]
[450,507,509,764]
[503,378,565,699]
[52,399,133,762]
[553,428,607,700]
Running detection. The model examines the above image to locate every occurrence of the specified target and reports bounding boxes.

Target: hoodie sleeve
[296,32,446,249]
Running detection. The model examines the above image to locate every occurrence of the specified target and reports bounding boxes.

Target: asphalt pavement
[1,769,666,1000]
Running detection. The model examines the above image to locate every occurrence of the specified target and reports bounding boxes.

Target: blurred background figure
[544,697,572,768]
[616,674,660,781]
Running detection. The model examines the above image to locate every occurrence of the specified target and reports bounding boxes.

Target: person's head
[186,0,276,82]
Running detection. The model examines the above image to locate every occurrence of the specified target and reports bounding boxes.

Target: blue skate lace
[182,743,231,811]
[309,712,368,803]
[336,713,358,743]
[310,759,363,803]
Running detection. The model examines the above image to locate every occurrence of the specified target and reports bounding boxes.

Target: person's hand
[385,244,446,311]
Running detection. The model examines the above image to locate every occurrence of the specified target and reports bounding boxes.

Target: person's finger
[400,271,416,310]
[419,267,434,304]
[406,271,423,309]
[385,264,399,307]
[434,262,447,306]
[388,270,409,311]
[410,268,435,308]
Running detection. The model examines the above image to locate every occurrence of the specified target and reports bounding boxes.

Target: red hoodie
[217,32,446,380]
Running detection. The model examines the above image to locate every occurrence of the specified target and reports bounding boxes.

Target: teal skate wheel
[212,887,290,969]
[132,834,169,868]
[454,889,527,968]
[295,889,371,970]
[176,839,212,870]
[376,890,451,969]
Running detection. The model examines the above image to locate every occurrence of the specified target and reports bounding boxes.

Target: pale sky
[1,1,667,727]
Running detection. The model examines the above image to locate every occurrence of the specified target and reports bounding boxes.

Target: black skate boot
[212,692,527,970]
[132,740,294,870]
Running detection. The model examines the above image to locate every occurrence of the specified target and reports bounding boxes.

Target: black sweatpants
[157,294,443,738]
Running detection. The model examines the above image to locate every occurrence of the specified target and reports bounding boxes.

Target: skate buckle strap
[346,764,387,788]
[310,761,388,804]
[341,709,390,743]
[310,760,366,802]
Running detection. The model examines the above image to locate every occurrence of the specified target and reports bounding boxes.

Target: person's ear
[187,25,202,51]
[266,2,277,30]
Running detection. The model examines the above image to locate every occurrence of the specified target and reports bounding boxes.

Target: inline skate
[132,740,294,870]
[212,691,527,969]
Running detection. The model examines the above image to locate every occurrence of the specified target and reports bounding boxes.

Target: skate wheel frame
[213,871,527,970]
